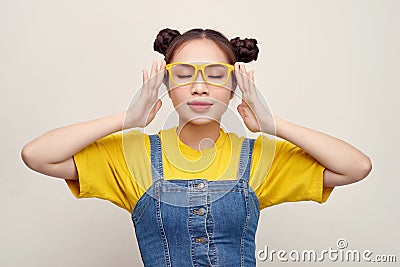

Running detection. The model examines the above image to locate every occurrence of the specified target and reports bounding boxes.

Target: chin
[188,117,218,125]
[176,105,223,126]
[179,113,221,127]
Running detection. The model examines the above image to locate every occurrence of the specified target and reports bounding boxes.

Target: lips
[187,100,213,112]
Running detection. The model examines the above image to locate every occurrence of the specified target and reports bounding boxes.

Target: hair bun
[153,28,181,55]
[230,37,259,63]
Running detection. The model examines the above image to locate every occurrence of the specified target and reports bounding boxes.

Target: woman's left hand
[235,63,275,135]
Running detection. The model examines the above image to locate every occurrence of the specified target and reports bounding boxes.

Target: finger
[142,69,149,83]
[235,63,245,93]
[237,104,244,118]
[249,70,255,83]
[148,99,162,122]
[239,63,248,76]
[239,63,255,83]
[150,60,158,77]
[241,97,249,108]
[155,60,167,88]
[237,104,250,119]
[240,63,251,94]
[248,70,257,95]
[142,69,150,95]
[142,68,153,97]
[149,99,162,114]
[148,60,159,92]
[151,72,164,99]
[159,60,166,71]
[153,99,162,113]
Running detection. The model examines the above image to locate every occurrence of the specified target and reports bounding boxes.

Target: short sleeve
[251,136,334,210]
[65,132,146,213]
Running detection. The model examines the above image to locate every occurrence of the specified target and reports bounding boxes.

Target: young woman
[21,28,372,266]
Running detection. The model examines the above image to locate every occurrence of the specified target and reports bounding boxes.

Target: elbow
[324,156,372,187]
[21,143,40,171]
[350,156,373,183]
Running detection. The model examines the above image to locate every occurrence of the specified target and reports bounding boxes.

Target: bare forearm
[272,116,372,181]
[22,112,125,166]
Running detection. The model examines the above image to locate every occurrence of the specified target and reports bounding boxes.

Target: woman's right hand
[21,60,166,180]
[124,60,166,129]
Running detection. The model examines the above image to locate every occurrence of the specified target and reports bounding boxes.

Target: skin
[148,39,373,187]
[21,38,372,188]
[167,39,235,150]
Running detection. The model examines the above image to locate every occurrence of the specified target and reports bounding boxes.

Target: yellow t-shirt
[66,127,333,213]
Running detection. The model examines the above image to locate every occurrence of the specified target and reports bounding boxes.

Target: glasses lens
[169,63,231,86]
[171,64,196,85]
[204,64,229,85]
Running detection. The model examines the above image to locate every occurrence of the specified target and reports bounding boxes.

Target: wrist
[260,115,279,137]
[272,115,282,137]
[111,111,126,132]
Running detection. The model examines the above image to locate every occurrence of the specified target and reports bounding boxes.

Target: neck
[177,120,221,151]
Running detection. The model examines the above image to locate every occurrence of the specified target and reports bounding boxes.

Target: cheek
[169,88,188,107]
[214,89,233,103]
[222,76,235,91]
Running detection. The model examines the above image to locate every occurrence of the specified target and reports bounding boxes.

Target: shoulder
[253,134,297,155]
[225,131,245,144]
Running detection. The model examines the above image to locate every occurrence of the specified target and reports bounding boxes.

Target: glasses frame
[165,62,235,87]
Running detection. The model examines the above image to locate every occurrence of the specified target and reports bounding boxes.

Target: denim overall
[131,134,260,266]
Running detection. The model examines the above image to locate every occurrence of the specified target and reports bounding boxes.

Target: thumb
[237,104,245,118]
[145,99,162,125]
[151,99,162,115]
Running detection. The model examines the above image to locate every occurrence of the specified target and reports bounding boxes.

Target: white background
[1,0,399,266]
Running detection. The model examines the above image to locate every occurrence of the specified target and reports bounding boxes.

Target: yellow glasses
[165,62,235,87]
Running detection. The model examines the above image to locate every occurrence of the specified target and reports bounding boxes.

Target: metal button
[197,182,205,189]
[198,207,206,216]
[195,237,207,244]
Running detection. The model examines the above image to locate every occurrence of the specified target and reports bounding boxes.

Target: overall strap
[149,134,164,183]
[237,138,255,182]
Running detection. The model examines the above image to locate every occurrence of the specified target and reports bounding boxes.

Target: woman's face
[168,39,234,126]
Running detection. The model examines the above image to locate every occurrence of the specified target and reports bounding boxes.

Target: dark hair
[153,28,259,64]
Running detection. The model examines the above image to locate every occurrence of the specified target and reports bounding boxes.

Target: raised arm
[234,62,372,187]
[274,116,372,187]
[21,60,166,180]
[21,112,125,180]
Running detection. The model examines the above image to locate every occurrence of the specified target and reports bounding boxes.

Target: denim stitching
[131,193,152,226]
[156,190,172,266]
[207,196,218,267]
[237,139,247,181]
[150,135,171,266]
[149,134,165,183]
[239,138,255,266]
[240,182,250,267]
[205,185,216,267]
[149,135,157,183]
[188,183,197,267]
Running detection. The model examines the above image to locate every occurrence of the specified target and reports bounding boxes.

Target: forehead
[170,39,230,63]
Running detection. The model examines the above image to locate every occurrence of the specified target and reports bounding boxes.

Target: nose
[191,70,209,95]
